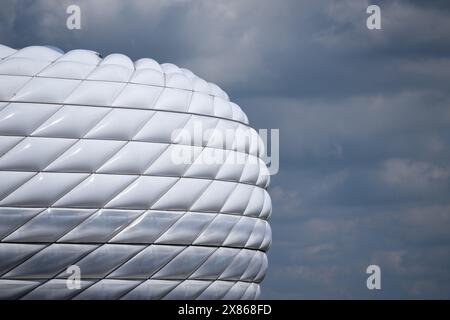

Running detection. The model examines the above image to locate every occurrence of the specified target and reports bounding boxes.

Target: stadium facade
[0,44,272,300]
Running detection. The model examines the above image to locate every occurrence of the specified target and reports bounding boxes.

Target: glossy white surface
[0,44,271,300]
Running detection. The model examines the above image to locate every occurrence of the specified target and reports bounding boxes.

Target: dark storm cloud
[1,0,449,298]
[2,0,450,98]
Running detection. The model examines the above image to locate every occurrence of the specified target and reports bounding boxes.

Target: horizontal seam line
[1,278,263,285]
[0,74,231,102]
[0,170,267,190]
[0,207,270,224]
[0,83,249,126]
[0,241,269,253]
[0,133,262,159]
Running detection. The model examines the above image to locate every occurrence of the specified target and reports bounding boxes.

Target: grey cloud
[2,0,450,99]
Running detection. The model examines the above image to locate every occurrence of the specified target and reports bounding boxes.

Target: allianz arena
[0,44,272,299]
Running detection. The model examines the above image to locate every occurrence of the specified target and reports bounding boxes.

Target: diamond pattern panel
[0,44,272,300]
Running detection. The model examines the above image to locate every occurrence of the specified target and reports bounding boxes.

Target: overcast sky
[1,0,450,298]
